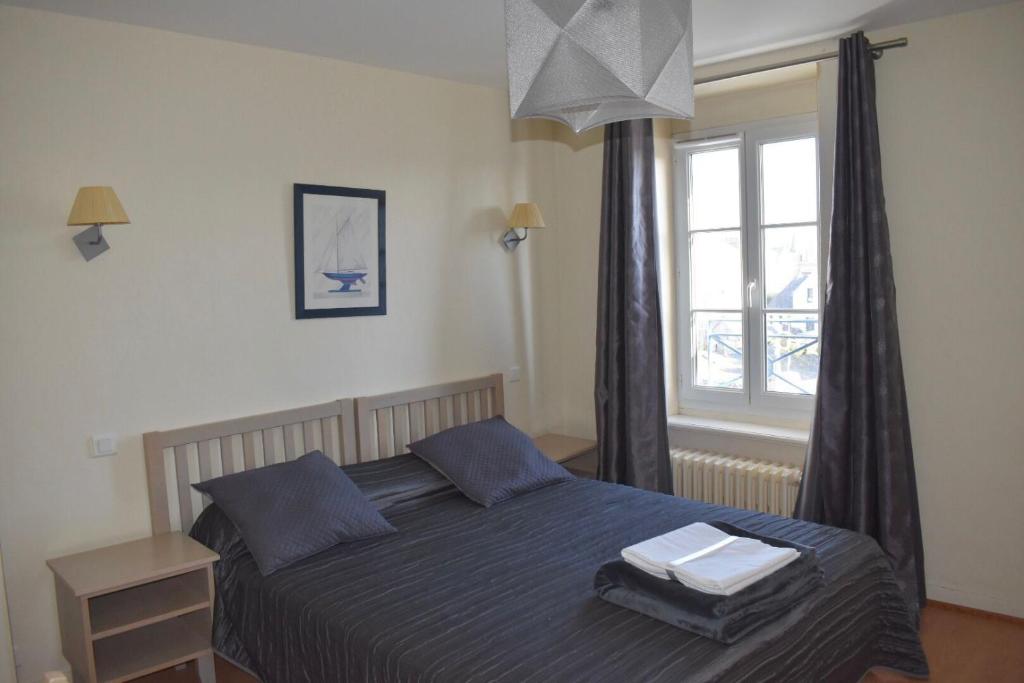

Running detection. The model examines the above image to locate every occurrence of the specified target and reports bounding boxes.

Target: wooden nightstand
[47,533,219,683]
[534,433,599,478]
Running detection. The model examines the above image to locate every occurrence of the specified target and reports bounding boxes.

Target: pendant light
[505,0,694,133]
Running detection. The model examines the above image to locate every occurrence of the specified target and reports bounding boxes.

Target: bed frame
[143,373,504,535]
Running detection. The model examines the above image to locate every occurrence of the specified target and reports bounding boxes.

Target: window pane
[763,225,819,309]
[692,312,743,390]
[761,137,817,225]
[765,313,820,394]
[690,230,742,309]
[689,147,740,230]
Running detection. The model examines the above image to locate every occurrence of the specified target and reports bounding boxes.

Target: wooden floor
[143,603,1024,682]
[865,603,1024,682]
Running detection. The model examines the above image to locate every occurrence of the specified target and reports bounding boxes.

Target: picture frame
[293,183,386,319]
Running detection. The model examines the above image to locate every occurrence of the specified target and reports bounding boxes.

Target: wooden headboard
[143,373,504,535]
[355,373,504,461]
[143,400,357,535]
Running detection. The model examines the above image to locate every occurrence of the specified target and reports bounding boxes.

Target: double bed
[143,374,928,682]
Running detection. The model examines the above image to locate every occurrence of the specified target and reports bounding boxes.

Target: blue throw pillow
[408,416,573,507]
[192,450,395,575]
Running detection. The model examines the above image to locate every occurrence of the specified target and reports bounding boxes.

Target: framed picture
[294,183,386,319]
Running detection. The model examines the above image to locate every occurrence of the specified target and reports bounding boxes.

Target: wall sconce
[502,202,546,252]
[67,186,130,261]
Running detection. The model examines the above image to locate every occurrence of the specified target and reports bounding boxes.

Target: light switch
[90,433,118,457]
[509,366,521,382]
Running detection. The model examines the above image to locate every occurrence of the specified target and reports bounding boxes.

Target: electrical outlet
[90,433,118,457]
[509,366,521,382]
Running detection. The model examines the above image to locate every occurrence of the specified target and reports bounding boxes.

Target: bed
[143,374,928,682]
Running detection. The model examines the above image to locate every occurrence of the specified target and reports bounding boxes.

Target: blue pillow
[192,450,395,575]
[408,416,572,507]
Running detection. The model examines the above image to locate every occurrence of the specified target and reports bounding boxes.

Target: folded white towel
[621,522,799,595]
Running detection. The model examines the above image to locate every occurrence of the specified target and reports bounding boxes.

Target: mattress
[192,475,928,682]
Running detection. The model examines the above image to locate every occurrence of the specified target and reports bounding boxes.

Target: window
[673,116,822,417]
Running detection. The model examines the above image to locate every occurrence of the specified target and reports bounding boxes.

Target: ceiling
[2,0,1013,89]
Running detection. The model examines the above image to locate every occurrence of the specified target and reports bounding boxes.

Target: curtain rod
[695,37,908,86]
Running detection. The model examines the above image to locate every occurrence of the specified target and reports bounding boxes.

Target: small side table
[534,433,599,479]
[47,533,219,683]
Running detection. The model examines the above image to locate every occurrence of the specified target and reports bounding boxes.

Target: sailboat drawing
[318,212,368,293]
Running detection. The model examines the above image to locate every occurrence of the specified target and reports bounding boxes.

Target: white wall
[538,1,1024,619]
[0,6,556,681]
[857,2,1024,617]
[672,74,818,136]
[543,126,604,438]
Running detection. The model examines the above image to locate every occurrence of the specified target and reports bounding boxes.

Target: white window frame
[673,114,823,420]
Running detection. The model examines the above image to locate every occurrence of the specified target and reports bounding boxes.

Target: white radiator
[671,449,803,517]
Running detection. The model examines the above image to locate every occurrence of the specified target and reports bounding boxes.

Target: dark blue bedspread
[192,478,928,682]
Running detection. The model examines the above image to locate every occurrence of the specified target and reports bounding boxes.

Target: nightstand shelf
[48,533,219,683]
[93,611,210,683]
[89,569,211,639]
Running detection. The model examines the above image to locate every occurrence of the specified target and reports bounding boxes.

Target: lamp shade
[505,0,694,134]
[67,186,130,226]
[508,202,546,229]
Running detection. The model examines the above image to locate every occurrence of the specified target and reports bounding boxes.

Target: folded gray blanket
[594,521,825,644]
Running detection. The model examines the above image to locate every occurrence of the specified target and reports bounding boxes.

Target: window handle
[747,281,756,308]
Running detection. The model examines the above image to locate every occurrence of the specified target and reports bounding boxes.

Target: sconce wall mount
[501,227,529,251]
[67,186,130,261]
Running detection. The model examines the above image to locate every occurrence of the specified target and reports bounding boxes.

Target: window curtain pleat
[594,119,672,493]
[795,32,926,620]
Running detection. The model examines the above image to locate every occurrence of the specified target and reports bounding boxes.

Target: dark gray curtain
[594,119,672,494]
[795,32,926,618]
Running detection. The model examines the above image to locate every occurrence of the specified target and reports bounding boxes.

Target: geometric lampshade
[505,0,694,134]
[507,202,546,229]
[67,186,130,226]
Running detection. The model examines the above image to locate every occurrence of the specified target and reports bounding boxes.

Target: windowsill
[667,413,809,446]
